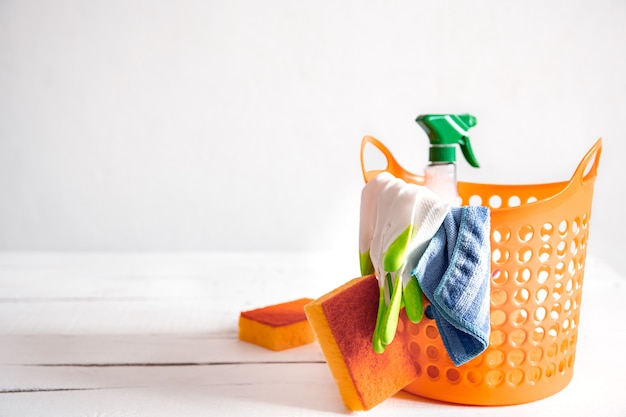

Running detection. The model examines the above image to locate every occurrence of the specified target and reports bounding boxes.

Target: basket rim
[360,136,602,214]
[461,138,602,215]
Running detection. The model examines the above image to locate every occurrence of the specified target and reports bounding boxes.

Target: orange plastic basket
[360,136,602,405]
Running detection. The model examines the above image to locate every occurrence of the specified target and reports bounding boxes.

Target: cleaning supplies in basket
[359,171,491,363]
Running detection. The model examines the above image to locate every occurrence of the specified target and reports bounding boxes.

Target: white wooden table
[1,252,625,416]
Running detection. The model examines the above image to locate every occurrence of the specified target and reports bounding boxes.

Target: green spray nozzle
[415,114,480,168]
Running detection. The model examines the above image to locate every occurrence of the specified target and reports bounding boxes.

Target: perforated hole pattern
[483,212,587,385]
[399,183,595,403]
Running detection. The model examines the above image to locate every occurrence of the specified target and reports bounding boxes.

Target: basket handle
[571,138,602,186]
[360,136,424,184]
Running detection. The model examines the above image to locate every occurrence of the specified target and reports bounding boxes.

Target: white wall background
[1,0,625,271]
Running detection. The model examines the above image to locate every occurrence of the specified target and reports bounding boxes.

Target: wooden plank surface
[1,252,625,416]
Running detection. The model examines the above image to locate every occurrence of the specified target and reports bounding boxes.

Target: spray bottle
[415,114,480,204]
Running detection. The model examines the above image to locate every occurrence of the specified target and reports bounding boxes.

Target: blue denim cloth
[411,205,491,366]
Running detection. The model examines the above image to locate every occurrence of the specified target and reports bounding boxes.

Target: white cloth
[359,172,451,297]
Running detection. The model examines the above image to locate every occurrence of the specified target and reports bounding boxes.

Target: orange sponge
[305,275,419,411]
[239,298,315,351]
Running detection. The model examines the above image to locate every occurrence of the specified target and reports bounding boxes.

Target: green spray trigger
[415,114,480,168]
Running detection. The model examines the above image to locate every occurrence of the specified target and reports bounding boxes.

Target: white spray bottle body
[424,162,459,206]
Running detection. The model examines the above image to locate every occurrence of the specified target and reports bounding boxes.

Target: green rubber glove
[360,173,426,353]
